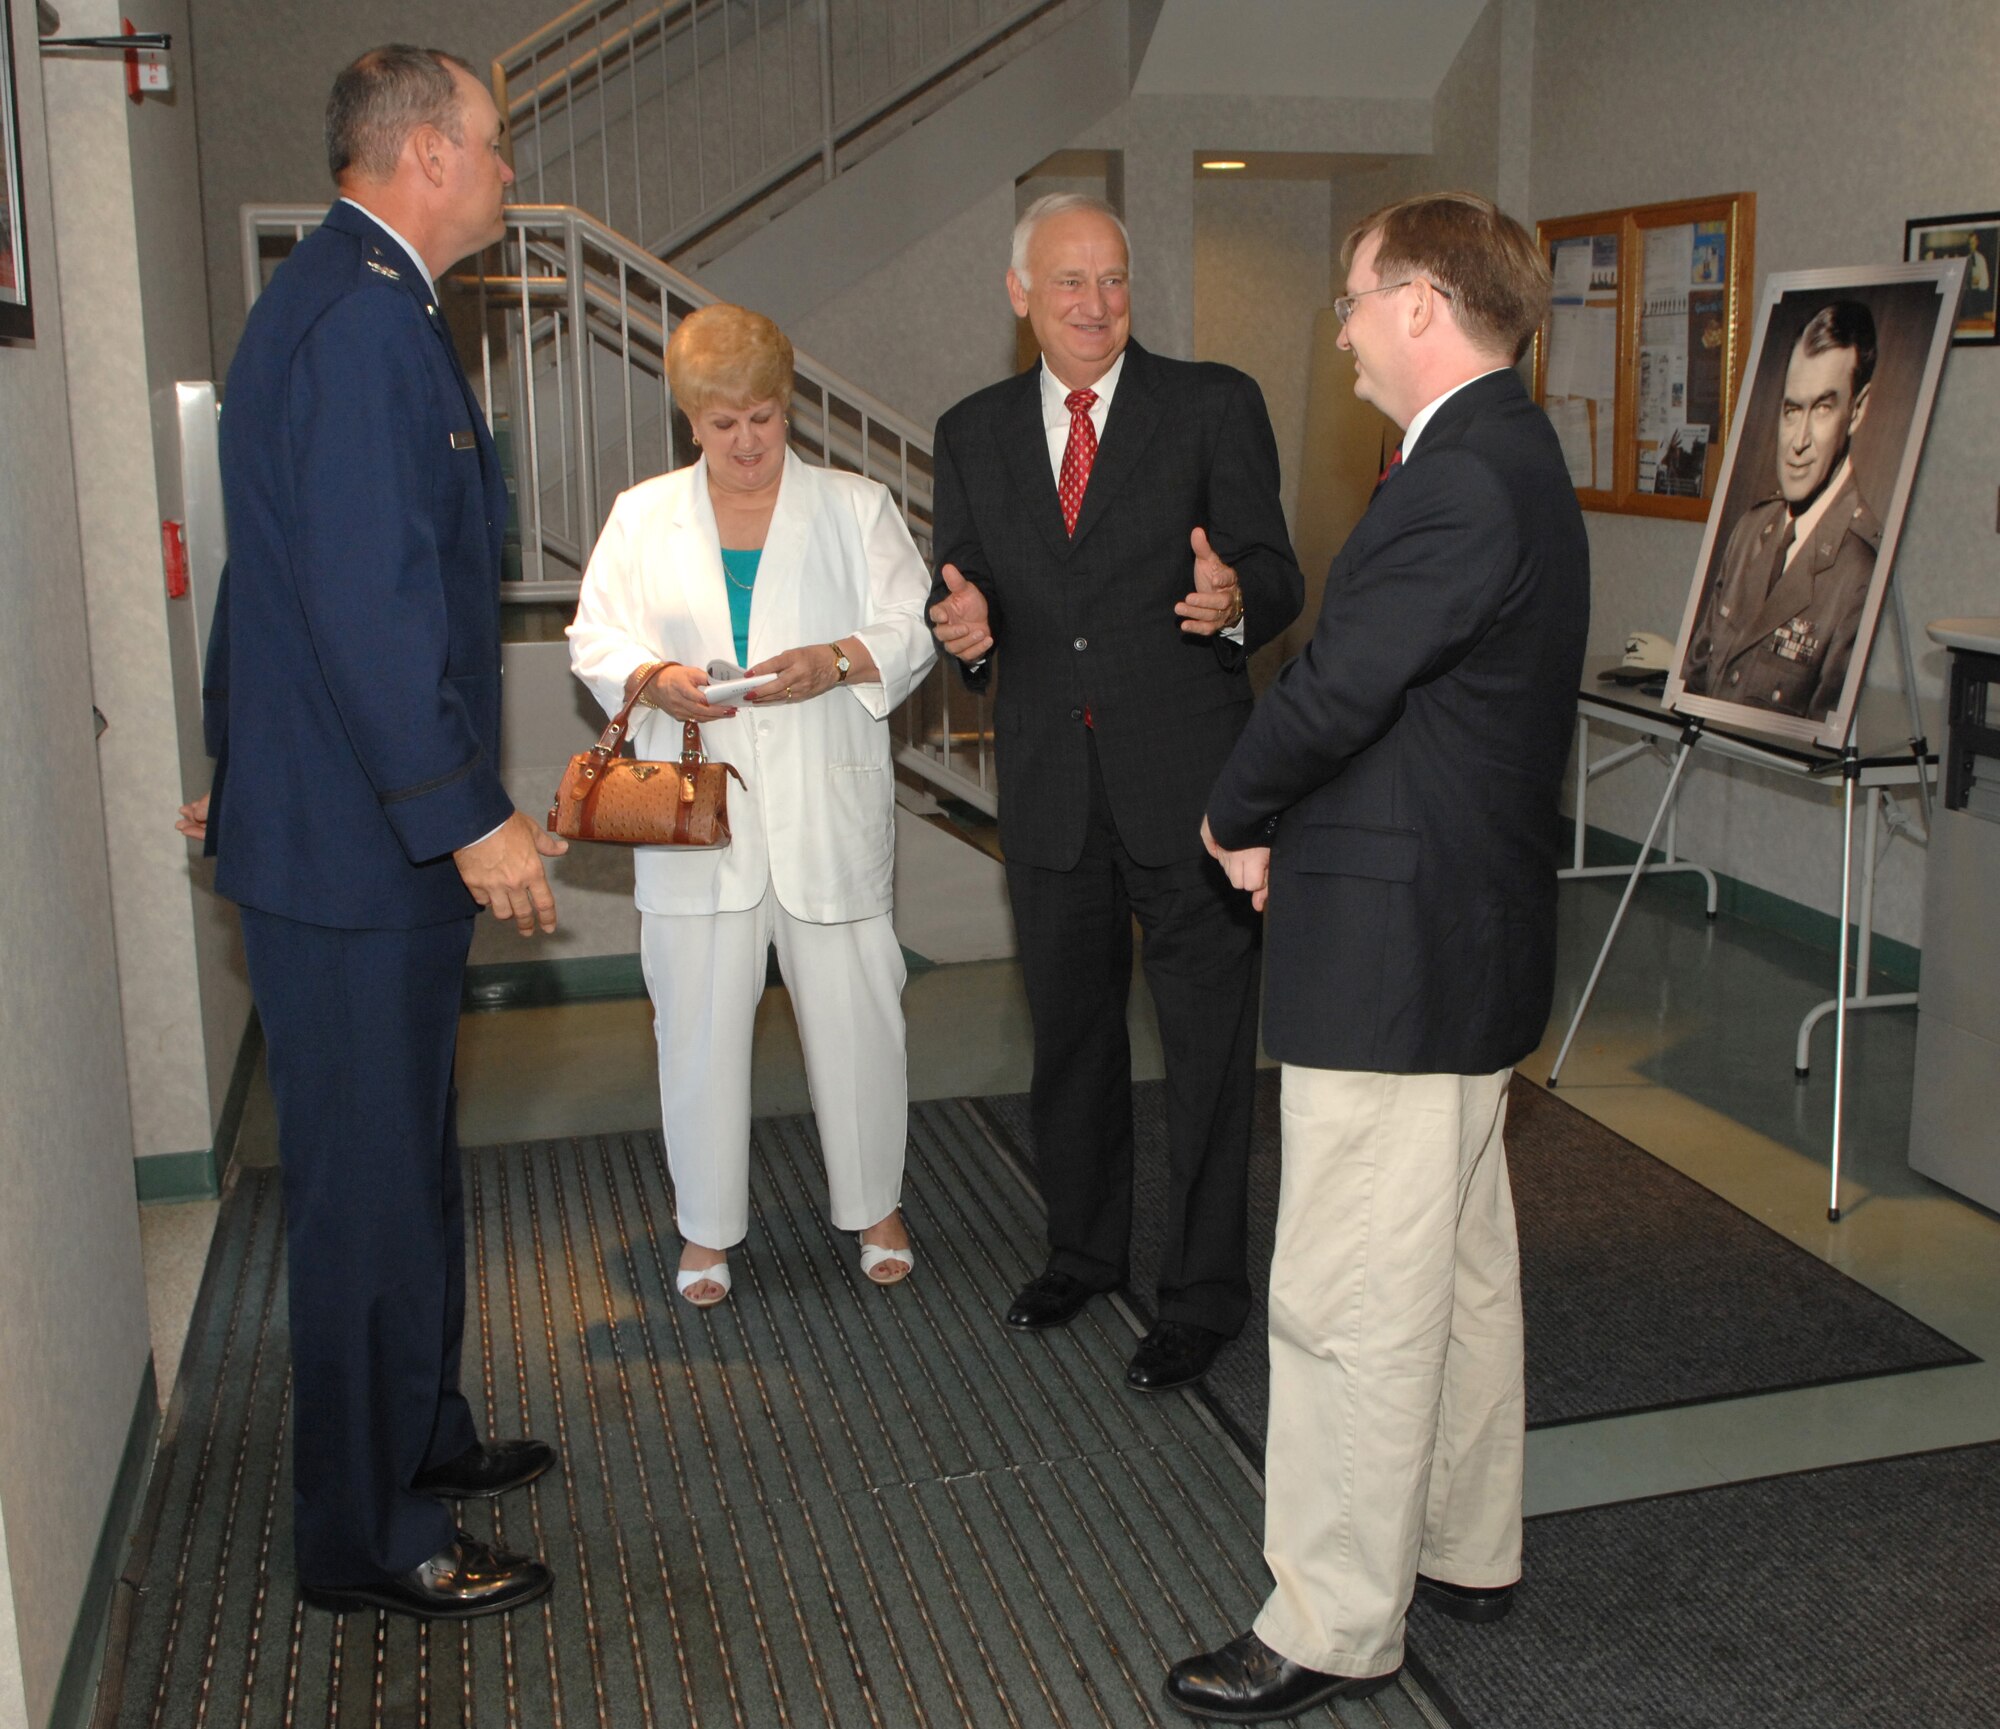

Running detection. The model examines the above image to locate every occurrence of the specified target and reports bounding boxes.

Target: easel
[1548,580,1934,1221]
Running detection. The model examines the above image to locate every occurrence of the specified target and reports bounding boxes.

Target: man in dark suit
[181,46,565,1620]
[1166,193,1589,1721]
[1681,300,1880,721]
[928,194,1303,1392]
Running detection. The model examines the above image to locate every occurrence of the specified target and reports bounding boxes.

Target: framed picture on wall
[0,0,33,342]
[1905,211,1999,345]
[1663,260,1966,751]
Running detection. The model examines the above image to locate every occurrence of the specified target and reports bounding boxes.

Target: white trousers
[1255,1066,1524,1678]
[638,890,909,1249]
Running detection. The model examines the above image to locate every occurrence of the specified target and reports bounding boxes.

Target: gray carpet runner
[1407,1441,2000,1729]
[975,1071,1975,1447]
[109,1100,1447,1728]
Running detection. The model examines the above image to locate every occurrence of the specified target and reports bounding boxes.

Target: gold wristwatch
[828,642,851,683]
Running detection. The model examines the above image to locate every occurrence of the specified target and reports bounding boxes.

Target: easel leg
[1549,724,1703,1087]
[1828,748,1860,1222]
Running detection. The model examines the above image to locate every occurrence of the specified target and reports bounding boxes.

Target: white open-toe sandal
[858,1239,914,1285]
[675,1259,732,1308]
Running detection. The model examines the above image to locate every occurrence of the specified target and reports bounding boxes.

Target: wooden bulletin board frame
[1534,193,1756,518]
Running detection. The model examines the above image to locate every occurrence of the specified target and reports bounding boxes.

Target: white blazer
[568,452,937,922]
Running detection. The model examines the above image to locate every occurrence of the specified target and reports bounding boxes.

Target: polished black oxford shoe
[1126,1320,1223,1393]
[299,1530,554,1621]
[413,1437,557,1500]
[1164,1631,1397,1722]
[1004,1270,1102,1330]
[1414,1571,1518,1623]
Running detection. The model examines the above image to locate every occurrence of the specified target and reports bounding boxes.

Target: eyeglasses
[1333,279,1453,323]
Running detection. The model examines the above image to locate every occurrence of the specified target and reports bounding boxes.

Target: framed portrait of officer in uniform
[1665,261,1965,750]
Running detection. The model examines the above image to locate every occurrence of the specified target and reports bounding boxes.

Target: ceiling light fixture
[1201,159,1247,172]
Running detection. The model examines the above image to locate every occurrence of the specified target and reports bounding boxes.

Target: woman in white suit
[569,304,936,1306]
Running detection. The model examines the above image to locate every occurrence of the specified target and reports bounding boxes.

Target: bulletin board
[1533,193,1756,519]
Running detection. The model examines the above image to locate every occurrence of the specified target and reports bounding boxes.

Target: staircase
[498,0,1089,271]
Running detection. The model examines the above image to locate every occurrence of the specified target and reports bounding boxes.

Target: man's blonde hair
[1345,191,1550,362]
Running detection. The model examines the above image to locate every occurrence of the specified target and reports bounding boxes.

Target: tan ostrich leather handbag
[548,664,745,847]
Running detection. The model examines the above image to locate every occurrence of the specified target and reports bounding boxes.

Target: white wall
[1530,0,2000,945]
[788,181,1020,436]
[0,5,157,1721]
[1193,173,1333,530]
[46,0,247,1174]
[187,0,562,372]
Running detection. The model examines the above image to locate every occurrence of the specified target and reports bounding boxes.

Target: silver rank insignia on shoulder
[365,258,401,280]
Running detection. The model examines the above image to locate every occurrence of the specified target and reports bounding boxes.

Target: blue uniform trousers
[240,908,481,1586]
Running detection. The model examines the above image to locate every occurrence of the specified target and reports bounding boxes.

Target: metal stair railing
[240,200,996,816]
[494,0,1065,264]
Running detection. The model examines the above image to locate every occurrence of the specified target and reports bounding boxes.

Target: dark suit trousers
[1005,739,1261,1336]
[240,908,481,1587]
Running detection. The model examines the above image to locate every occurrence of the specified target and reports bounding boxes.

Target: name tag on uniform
[449,429,477,451]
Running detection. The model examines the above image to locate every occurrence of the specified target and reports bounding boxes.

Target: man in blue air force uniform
[181,45,566,1621]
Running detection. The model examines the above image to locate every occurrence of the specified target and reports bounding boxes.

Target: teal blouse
[719,547,761,666]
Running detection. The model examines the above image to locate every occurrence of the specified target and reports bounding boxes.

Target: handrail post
[566,215,600,552]
[816,0,837,179]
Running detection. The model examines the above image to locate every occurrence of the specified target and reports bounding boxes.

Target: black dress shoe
[1126,1320,1224,1392]
[1415,1571,1517,1623]
[413,1438,557,1500]
[1005,1270,1101,1330]
[300,1530,554,1621]
[1164,1631,1397,1722]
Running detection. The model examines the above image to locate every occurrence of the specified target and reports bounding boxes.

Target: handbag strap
[575,666,744,812]
[588,661,671,763]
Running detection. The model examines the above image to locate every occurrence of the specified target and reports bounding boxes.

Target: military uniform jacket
[929,340,1305,870]
[1207,369,1590,1075]
[204,201,514,929]
[1682,472,1881,722]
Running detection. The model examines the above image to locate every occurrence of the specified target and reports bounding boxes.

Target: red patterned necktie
[1058,388,1099,535]
[1378,446,1403,485]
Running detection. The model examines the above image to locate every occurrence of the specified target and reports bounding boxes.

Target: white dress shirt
[1034,349,1243,641]
[1038,350,1125,479]
[1400,367,1511,460]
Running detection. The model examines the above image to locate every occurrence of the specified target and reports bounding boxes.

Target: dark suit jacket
[1208,369,1589,1074]
[204,201,513,929]
[1680,472,1880,721]
[930,340,1304,869]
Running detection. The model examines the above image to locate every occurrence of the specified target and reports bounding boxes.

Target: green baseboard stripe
[463,952,647,1011]
[1565,819,1920,991]
[134,1148,219,1204]
[47,1360,158,1729]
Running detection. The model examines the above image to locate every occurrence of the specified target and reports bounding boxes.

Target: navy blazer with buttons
[1207,368,1590,1075]
[203,200,513,929]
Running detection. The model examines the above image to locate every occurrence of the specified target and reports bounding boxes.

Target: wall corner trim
[46,1361,159,1729]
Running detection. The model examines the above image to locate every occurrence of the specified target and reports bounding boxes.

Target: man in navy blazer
[1168,194,1589,1720]
[182,46,565,1621]
[928,195,1303,1393]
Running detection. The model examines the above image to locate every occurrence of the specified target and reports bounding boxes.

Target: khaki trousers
[1254,1066,1524,1678]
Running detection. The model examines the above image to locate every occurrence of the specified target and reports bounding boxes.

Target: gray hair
[326,45,475,184]
[1010,193,1130,288]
